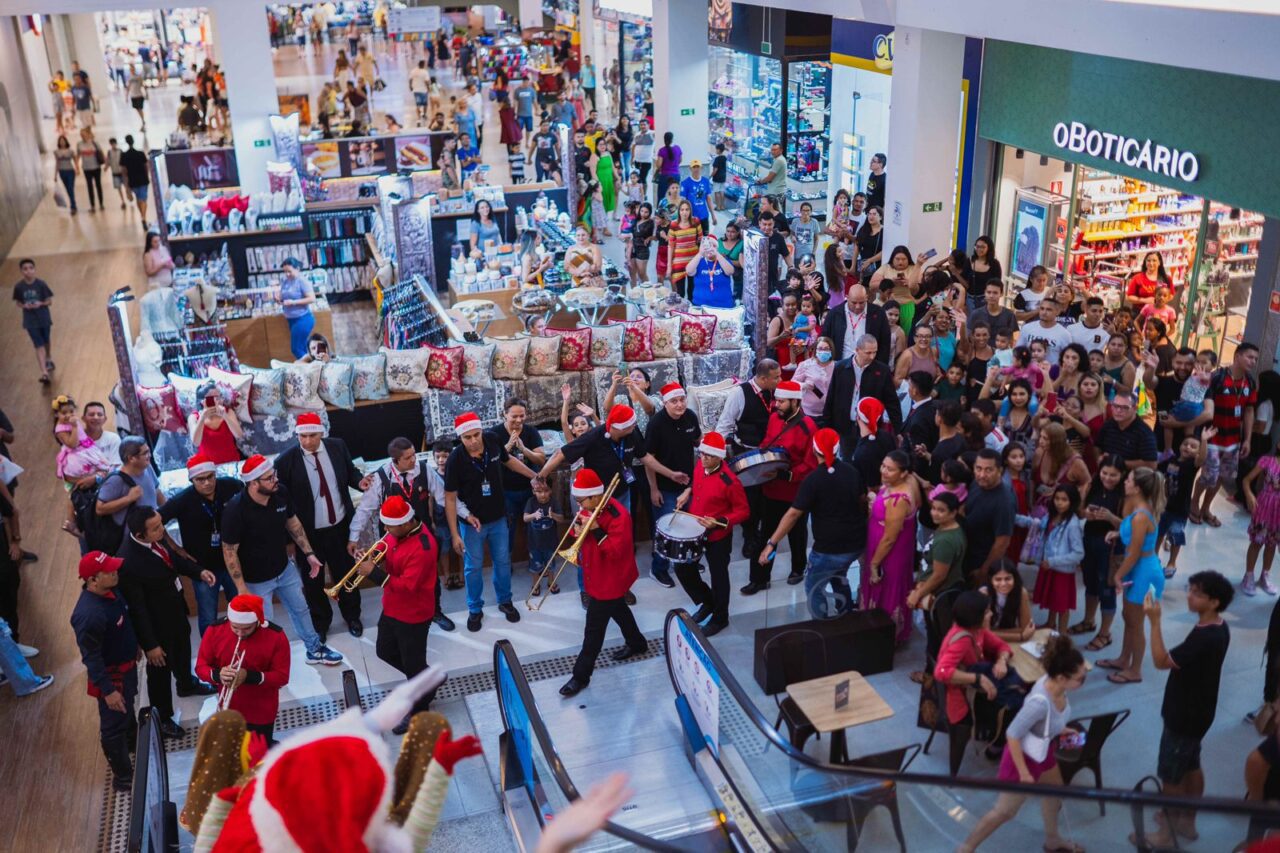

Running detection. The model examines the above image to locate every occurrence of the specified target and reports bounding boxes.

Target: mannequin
[185,282,220,323]
[139,286,183,336]
[132,334,167,387]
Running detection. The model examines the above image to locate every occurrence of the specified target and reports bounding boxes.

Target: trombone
[326,534,392,599]
[526,473,621,611]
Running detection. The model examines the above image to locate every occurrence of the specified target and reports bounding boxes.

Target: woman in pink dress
[862,450,921,644]
[52,395,113,486]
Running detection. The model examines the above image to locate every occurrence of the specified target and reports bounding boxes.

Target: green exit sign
[760,40,772,55]
[253,139,272,148]
[922,201,943,212]
[680,108,695,117]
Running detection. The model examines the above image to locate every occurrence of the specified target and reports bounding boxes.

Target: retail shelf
[1082,190,1178,204]
[1090,244,1192,260]
[170,225,305,243]
[1222,252,1258,262]
[1084,204,1202,224]
[1228,306,1250,317]
[1222,234,1263,245]
[1083,223,1200,243]
[1229,271,1256,279]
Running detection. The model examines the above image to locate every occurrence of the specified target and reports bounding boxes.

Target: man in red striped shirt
[1191,343,1258,533]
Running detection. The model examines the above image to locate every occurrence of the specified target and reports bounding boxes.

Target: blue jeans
[462,519,513,613]
[0,618,43,695]
[620,150,632,180]
[246,562,323,653]
[194,567,241,638]
[648,489,680,578]
[287,312,315,358]
[804,549,862,620]
[59,169,78,211]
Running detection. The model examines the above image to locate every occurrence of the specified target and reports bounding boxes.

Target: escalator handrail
[493,640,688,852]
[663,608,1280,821]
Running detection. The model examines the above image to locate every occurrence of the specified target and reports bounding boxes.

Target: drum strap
[768,414,813,450]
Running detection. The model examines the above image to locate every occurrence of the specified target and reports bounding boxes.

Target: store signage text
[874,32,894,70]
[1052,121,1199,182]
[922,201,943,212]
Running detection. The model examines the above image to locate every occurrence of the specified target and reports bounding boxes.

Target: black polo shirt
[793,461,866,554]
[560,424,646,486]
[160,477,243,573]
[444,434,511,525]
[644,409,701,493]
[485,424,543,493]
[221,484,297,584]
[1097,418,1157,464]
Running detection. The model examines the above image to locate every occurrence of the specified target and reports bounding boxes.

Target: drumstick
[674,509,728,528]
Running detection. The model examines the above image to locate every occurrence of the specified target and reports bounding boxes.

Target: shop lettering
[1051,121,1199,182]
[874,33,894,70]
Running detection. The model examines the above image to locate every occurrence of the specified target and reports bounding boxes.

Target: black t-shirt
[765,232,790,291]
[160,478,243,573]
[962,482,1016,575]
[865,171,886,210]
[1155,375,1186,413]
[485,424,543,493]
[929,435,968,485]
[120,147,149,186]
[533,130,559,163]
[1162,620,1230,738]
[793,461,866,554]
[644,409,701,492]
[711,154,727,184]
[1098,418,1157,464]
[855,226,883,268]
[221,485,297,584]
[1083,482,1123,539]
[1159,456,1197,518]
[524,495,563,551]
[0,407,12,461]
[560,424,646,486]
[444,434,511,525]
[12,279,53,329]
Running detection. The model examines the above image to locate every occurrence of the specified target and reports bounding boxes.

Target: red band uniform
[196,598,291,742]
[677,432,749,630]
[752,381,817,586]
[375,496,441,716]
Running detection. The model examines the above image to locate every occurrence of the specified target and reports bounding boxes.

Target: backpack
[72,471,136,554]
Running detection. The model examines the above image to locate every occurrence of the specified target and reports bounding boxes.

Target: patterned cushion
[270,360,325,411]
[240,366,287,418]
[610,316,655,363]
[491,337,530,381]
[425,344,465,393]
[526,373,589,425]
[652,316,680,359]
[421,386,504,443]
[242,411,334,457]
[588,323,624,368]
[136,384,185,434]
[702,306,745,351]
[167,373,206,419]
[687,378,740,436]
[461,342,496,388]
[380,347,431,394]
[677,312,717,355]
[318,360,355,410]
[336,354,389,401]
[548,326,592,371]
[206,366,255,423]
[526,334,563,376]
[678,347,753,390]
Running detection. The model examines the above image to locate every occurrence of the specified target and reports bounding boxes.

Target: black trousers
[572,595,645,684]
[675,536,732,623]
[742,484,766,552]
[300,522,361,634]
[752,499,808,585]
[145,616,196,722]
[98,668,138,780]
[0,551,19,641]
[246,721,276,746]
[376,614,436,715]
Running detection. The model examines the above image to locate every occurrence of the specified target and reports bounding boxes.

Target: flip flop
[1067,621,1096,635]
[1205,514,1223,528]
[1096,658,1123,670]
[1189,512,1203,525]
[1107,672,1143,685]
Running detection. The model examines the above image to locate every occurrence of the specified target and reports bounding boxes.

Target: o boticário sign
[1051,121,1199,182]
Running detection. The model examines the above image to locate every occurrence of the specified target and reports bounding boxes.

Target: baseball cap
[79,551,124,579]
[690,159,703,167]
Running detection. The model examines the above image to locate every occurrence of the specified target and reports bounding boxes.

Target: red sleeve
[1125,277,1140,298]
[980,628,1012,660]
[724,477,750,528]
[195,631,218,685]
[788,430,817,483]
[596,502,634,564]
[933,628,968,683]
[259,631,291,690]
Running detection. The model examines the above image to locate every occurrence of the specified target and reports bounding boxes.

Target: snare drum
[729,447,789,487]
[654,513,708,565]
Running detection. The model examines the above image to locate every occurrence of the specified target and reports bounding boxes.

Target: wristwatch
[302,551,315,559]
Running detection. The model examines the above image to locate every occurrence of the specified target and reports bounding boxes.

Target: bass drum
[654,512,708,565]
[729,447,789,487]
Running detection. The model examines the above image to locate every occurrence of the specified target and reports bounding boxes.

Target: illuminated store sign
[1052,121,1199,182]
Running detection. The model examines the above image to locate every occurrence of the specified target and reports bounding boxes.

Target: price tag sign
[834,679,850,710]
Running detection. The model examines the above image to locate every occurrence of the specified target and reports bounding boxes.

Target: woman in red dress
[1124,251,1171,310]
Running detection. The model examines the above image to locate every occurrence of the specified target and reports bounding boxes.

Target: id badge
[1235,405,1242,418]
[622,467,636,485]
[210,531,221,549]
[481,480,492,497]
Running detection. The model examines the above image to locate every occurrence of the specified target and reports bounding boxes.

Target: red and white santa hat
[660,382,686,402]
[187,453,217,478]
[857,397,886,436]
[227,593,267,627]
[571,468,605,498]
[294,412,325,435]
[454,412,483,437]
[698,431,728,459]
[812,427,841,473]
[379,495,415,526]
[775,380,803,401]
[605,404,636,431]
[241,454,274,483]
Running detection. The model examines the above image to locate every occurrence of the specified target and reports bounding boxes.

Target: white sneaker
[16,643,38,658]
[1262,575,1278,596]
[1243,574,1258,597]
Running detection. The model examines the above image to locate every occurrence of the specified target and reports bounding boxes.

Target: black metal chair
[762,629,828,754]
[1055,708,1131,815]
[839,743,922,851]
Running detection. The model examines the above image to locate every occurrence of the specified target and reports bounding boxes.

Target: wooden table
[785,671,894,764]
[1011,629,1094,682]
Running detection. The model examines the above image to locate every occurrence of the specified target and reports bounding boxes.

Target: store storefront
[979,40,1279,358]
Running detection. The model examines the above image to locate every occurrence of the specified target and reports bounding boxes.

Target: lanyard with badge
[614,439,636,484]
[473,451,493,497]
[203,498,224,548]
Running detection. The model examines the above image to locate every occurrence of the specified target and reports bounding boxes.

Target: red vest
[580,499,637,600]
[381,527,438,624]
[195,620,290,726]
[760,412,817,502]
[689,464,749,542]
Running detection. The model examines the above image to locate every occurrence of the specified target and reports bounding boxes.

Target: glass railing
[664,609,1280,852]
[127,706,180,853]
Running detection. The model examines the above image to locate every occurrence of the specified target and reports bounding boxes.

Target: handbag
[1020,506,1049,564]
[1255,701,1279,736]
[52,180,69,209]
[1019,695,1055,762]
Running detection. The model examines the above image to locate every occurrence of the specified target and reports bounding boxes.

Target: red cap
[187,453,217,477]
[379,495,415,526]
[857,397,885,435]
[697,431,728,458]
[660,382,685,402]
[241,454,273,482]
[812,427,841,473]
[774,380,802,400]
[454,412,483,436]
[294,412,324,435]
[571,468,605,497]
[79,550,124,579]
[228,594,267,627]
[605,404,636,431]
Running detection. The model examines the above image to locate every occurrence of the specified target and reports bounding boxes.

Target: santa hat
[660,382,686,402]
[605,403,636,431]
[571,468,605,498]
[454,412,483,436]
[379,495,415,526]
[294,412,325,435]
[227,594,267,628]
[775,380,803,401]
[697,431,728,459]
[187,453,217,478]
[812,427,841,473]
[241,454,273,483]
[857,397,886,437]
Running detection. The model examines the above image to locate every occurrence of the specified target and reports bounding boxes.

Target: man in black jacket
[820,283,893,363]
[273,412,370,639]
[822,333,902,457]
[117,507,217,738]
[901,371,939,474]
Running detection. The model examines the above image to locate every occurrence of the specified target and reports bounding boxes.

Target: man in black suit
[117,507,217,737]
[901,371,939,474]
[820,283,892,363]
[273,412,370,639]
[822,333,902,458]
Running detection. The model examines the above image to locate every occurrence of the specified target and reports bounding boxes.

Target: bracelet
[301,551,314,559]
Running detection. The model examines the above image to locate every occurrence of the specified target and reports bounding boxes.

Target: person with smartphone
[791,337,837,420]
[299,332,333,364]
[188,381,244,464]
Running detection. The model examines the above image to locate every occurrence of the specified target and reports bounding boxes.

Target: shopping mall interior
[2,1,1280,851]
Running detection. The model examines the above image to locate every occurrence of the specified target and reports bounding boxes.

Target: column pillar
[209,0,278,195]
[651,0,708,152]
[578,0,599,83]
[883,26,965,255]
[66,12,104,81]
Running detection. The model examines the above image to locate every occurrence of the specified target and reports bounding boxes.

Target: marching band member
[559,469,647,698]
[359,496,441,734]
[673,432,748,634]
[745,380,817,594]
[196,593,290,743]
[714,358,781,557]
[644,382,702,588]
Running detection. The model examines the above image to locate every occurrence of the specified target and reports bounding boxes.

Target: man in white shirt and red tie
[196,593,290,743]
[273,412,371,640]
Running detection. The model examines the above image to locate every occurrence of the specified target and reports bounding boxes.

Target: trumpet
[326,535,392,599]
[217,638,245,712]
[526,473,621,611]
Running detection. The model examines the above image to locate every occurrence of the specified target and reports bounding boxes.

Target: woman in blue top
[276,258,317,358]
[469,199,502,254]
[1098,466,1166,685]
[684,237,735,308]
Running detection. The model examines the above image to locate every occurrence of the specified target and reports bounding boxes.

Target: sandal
[1189,512,1203,525]
[549,581,560,594]
[1107,672,1143,684]
[1067,620,1096,635]
[1096,657,1123,670]
[1086,633,1112,651]
[1204,513,1223,528]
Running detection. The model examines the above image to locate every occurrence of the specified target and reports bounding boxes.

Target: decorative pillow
[588,323,624,368]
[461,342,496,389]
[425,344,465,393]
[676,312,718,355]
[548,326,592,371]
[206,366,255,423]
[492,337,530,381]
[136,384,185,434]
[610,316,654,363]
[318,360,355,410]
[703,306,745,351]
[337,354,389,401]
[652,316,680,359]
[240,365,287,418]
[270,359,324,411]
[380,347,432,394]
[167,373,206,419]
[526,333,563,376]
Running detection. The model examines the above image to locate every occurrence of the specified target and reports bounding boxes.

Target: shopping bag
[373,78,386,92]
[52,181,68,209]
[1020,506,1048,564]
